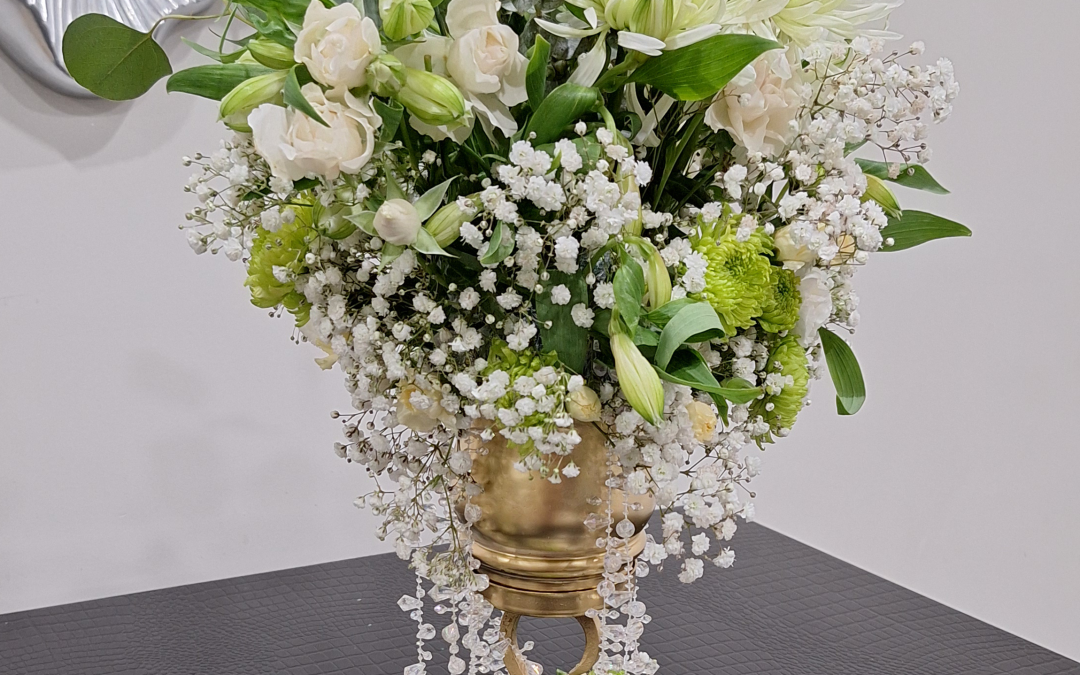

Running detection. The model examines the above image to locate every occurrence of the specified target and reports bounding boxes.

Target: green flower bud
[424,201,472,248]
[367,54,407,97]
[379,0,435,40]
[862,174,902,219]
[397,67,467,127]
[629,0,675,39]
[219,71,287,123]
[611,331,665,426]
[644,245,672,309]
[248,38,296,70]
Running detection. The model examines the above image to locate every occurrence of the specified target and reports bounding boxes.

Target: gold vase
[463,422,655,675]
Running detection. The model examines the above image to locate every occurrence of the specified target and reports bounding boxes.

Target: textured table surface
[1,522,1076,675]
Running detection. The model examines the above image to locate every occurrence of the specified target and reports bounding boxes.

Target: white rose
[705,54,805,158]
[294,1,382,91]
[773,225,817,271]
[374,199,422,245]
[249,85,381,182]
[795,268,833,341]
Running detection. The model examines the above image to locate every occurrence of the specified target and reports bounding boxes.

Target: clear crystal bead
[583,512,606,531]
[403,664,426,675]
[615,518,635,539]
[417,623,436,640]
[448,656,466,675]
[442,623,460,644]
[398,595,423,612]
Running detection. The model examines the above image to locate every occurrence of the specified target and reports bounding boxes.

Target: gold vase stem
[500,612,601,675]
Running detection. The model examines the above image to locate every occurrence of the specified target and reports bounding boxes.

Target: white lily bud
[374,199,422,246]
[397,68,468,127]
[645,245,672,309]
[611,332,665,426]
[380,0,435,40]
[218,71,287,126]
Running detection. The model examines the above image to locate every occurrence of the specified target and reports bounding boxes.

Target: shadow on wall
[0,22,208,167]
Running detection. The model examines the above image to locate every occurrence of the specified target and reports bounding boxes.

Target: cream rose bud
[794,268,833,340]
[249,85,380,182]
[396,384,448,432]
[374,199,422,245]
[705,55,805,159]
[567,385,602,422]
[294,1,381,91]
[686,401,718,442]
[773,225,816,270]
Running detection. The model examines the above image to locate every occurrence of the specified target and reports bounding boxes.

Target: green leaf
[656,349,762,404]
[523,83,598,145]
[537,270,589,373]
[479,221,515,265]
[413,228,454,257]
[284,65,328,126]
[167,63,275,100]
[414,176,456,221]
[526,35,551,112]
[856,159,950,195]
[346,210,377,235]
[644,297,697,329]
[880,210,972,252]
[373,98,404,143]
[613,261,646,333]
[654,302,724,370]
[819,328,866,415]
[62,14,172,101]
[628,34,781,101]
[182,38,247,64]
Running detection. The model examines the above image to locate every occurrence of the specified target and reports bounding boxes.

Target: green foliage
[613,261,646,333]
[654,302,724,370]
[629,34,781,101]
[284,65,328,126]
[880,210,972,252]
[537,271,590,373]
[819,328,866,415]
[62,14,172,100]
[856,159,950,194]
[526,35,551,111]
[655,349,761,407]
[479,221,515,265]
[167,64,276,101]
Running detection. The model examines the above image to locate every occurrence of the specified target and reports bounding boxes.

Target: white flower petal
[664,23,721,51]
[617,31,666,57]
[445,0,499,37]
[535,17,604,39]
[568,32,610,86]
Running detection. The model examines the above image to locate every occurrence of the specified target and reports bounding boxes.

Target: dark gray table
[1,523,1076,675]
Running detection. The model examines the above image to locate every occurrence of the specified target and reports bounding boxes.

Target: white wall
[1,0,1077,663]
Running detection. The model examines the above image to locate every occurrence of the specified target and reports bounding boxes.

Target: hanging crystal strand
[399,568,432,675]
[591,443,623,674]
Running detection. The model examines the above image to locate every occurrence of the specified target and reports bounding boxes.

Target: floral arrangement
[64,0,966,672]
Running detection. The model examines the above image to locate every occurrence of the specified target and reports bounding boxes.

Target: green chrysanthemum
[245,211,314,326]
[692,232,773,333]
[753,337,810,437]
[758,266,802,334]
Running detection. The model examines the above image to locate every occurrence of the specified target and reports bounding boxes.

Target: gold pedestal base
[499,612,601,675]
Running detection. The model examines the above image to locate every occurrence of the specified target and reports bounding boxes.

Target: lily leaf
[628,34,781,101]
[373,98,404,143]
[526,35,551,111]
[819,328,866,415]
[880,211,972,252]
[613,261,646,333]
[656,349,762,405]
[62,14,172,100]
[523,83,598,145]
[654,302,724,370]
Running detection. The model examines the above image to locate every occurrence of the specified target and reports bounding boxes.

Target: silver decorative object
[0,0,214,98]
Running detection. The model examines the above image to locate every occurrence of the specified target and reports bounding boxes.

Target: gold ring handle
[500,612,601,675]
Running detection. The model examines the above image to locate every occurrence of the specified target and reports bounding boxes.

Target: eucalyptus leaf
[167,63,275,100]
[479,221,515,265]
[523,83,598,145]
[414,177,457,221]
[62,14,172,101]
[182,38,247,64]
[284,65,328,126]
[857,159,950,195]
[819,328,866,415]
[654,302,724,370]
[537,270,589,373]
[880,211,972,252]
[413,229,455,257]
[613,261,646,333]
[628,34,781,101]
[526,35,551,111]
